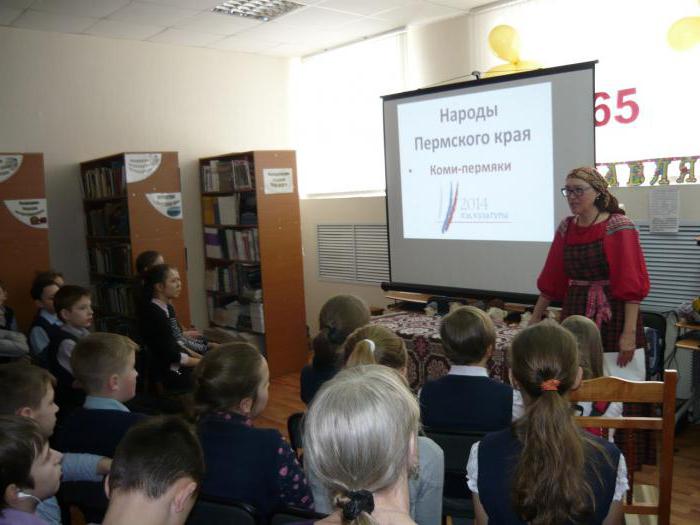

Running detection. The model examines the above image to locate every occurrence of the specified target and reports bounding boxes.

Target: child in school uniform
[0,280,30,359]
[57,332,146,457]
[419,306,523,431]
[0,363,111,525]
[467,321,627,525]
[46,285,92,413]
[28,274,62,367]
[300,294,370,405]
[562,315,623,439]
[194,343,314,518]
[0,416,62,525]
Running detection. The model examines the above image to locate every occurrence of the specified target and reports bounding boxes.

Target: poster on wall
[4,199,48,228]
[473,0,700,187]
[125,153,162,183]
[146,192,182,219]
[0,155,23,183]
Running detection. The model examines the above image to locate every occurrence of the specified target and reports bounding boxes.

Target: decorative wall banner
[0,155,23,183]
[125,153,162,183]
[4,199,48,228]
[146,192,182,219]
[597,156,699,187]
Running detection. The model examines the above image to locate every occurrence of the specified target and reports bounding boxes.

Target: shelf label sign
[0,155,23,183]
[263,168,294,194]
[125,153,162,183]
[146,192,182,219]
[4,199,48,229]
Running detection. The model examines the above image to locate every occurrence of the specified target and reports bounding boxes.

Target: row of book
[92,284,136,316]
[208,299,265,334]
[201,159,254,192]
[86,202,129,237]
[81,163,127,199]
[205,264,262,301]
[204,228,260,262]
[202,195,239,225]
[88,244,132,276]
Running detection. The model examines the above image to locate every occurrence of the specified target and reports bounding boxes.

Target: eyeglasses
[560,186,593,198]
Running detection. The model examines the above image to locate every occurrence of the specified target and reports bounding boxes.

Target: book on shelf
[91,283,135,316]
[209,298,265,334]
[205,264,262,301]
[86,201,129,237]
[88,244,132,276]
[81,162,126,199]
[201,159,254,192]
[204,228,259,262]
[202,195,241,225]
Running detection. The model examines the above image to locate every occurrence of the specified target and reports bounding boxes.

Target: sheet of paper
[263,168,293,194]
[648,187,680,233]
[602,348,646,381]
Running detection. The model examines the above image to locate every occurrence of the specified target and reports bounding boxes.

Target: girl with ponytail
[532,166,650,371]
[301,295,370,405]
[467,321,628,525]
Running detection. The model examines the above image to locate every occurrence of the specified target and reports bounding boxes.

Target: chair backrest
[569,369,677,525]
[186,496,258,525]
[423,427,486,499]
[287,411,305,459]
[269,506,327,525]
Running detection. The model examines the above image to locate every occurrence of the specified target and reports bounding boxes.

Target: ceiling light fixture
[212,0,303,22]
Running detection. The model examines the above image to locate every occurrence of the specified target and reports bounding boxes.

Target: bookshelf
[0,153,50,331]
[199,151,307,377]
[80,152,190,335]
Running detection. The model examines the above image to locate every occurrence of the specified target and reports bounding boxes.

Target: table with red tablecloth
[371,311,521,391]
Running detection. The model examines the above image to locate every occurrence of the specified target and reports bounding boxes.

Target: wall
[0,26,293,328]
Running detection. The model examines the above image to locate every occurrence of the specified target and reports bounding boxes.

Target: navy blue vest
[29,312,63,366]
[478,428,620,524]
[46,330,85,413]
[57,408,146,457]
[0,306,15,331]
[420,374,513,431]
[300,364,337,405]
[198,413,284,516]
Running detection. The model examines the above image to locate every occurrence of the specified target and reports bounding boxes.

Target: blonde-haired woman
[301,365,420,525]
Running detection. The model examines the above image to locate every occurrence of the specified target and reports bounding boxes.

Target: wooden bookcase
[199,150,307,377]
[0,153,50,331]
[80,152,190,336]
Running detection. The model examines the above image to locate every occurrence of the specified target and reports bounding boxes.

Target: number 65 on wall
[595,88,639,126]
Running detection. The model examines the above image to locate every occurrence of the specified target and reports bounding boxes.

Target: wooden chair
[569,369,677,525]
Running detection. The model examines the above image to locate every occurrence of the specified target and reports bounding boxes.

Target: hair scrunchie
[342,490,375,521]
[361,339,376,354]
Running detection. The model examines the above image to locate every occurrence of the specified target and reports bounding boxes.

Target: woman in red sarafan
[531,166,649,364]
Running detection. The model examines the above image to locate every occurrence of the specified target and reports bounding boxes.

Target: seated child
[0,363,110,525]
[0,280,29,359]
[300,294,370,405]
[102,417,204,525]
[0,415,62,525]
[562,315,623,439]
[138,265,202,391]
[467,321,627,525]
[194,343,313,516]
[46,285,93,413]
[420,306,522,431]
[57,333,146,457]
[28,274,62,367]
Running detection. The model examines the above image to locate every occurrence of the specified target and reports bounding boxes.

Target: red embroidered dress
[537,214,650,353]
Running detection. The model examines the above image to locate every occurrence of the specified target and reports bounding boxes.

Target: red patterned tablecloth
[372,311,521,391]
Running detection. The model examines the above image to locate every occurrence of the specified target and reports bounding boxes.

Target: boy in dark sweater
[28,274,62,367]
[420,306,523,431]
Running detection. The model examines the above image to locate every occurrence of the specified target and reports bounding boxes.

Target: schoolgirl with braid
[467,321,627,525]
[300,295,370,405]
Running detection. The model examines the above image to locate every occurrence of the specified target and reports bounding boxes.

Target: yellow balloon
[488,25,521,63]
[484,60,542,78]
[667,16,700,51]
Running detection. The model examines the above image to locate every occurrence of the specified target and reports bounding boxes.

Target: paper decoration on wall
[146,192,182,219]
[125,153,162,183]
[597,156,699,187]
[4,199,48,228]
[0,155,23,183]
[263,168,294,194]
[484,25,542,78]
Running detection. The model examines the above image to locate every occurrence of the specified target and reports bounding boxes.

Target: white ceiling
[0,0,492,57]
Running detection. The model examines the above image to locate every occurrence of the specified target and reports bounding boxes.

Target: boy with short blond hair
[0,363,110,525]
[58,333,145,459]
[420,306,524,431]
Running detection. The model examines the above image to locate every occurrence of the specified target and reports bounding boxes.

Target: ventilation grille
[638,223,700,312]
[317,224,389,284]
